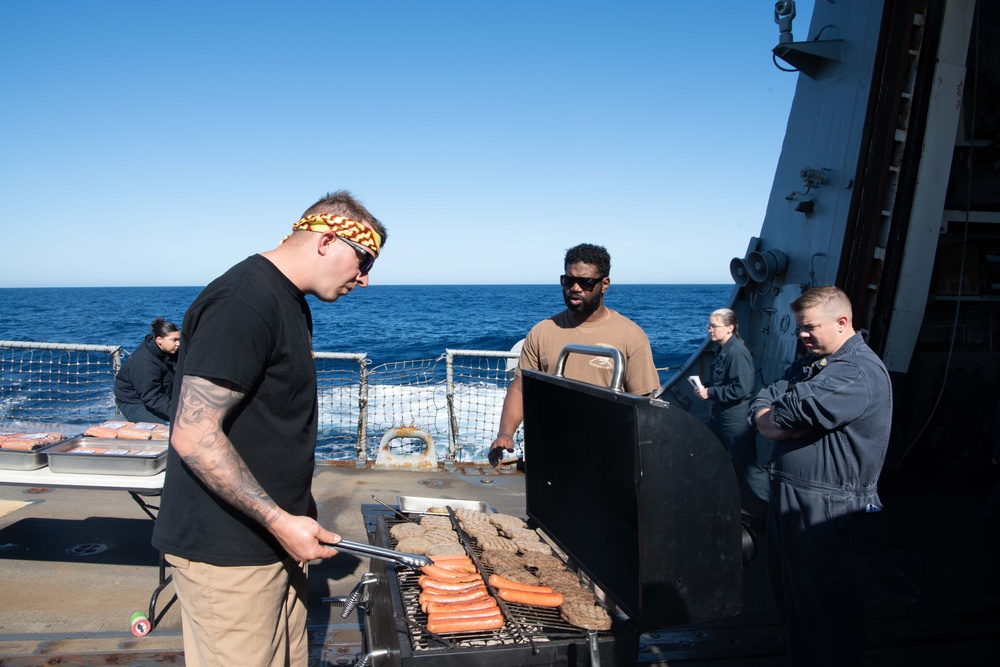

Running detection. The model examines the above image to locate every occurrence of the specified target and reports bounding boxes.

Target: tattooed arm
[170,375,340,562]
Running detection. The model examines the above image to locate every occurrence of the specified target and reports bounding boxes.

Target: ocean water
[0,283,732,373]
[2,283,730,459]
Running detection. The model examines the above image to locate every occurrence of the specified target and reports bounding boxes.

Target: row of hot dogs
[84,420,169,440]
[416,556,565,634]
[0,431,66,451]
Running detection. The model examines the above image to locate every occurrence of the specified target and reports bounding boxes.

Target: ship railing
[2,341,519,463]
[444,349,522,464]
[0,340,124,426]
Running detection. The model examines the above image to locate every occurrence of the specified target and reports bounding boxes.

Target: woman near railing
[113,317,180,424]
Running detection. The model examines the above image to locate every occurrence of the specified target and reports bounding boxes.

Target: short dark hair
[300,190,388,247]
[790,285,853,321]
[564,243,611,277]
[150,317,179,338]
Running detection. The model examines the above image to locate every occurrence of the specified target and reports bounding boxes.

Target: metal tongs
[323,538,432,569]
[370,494,419,524]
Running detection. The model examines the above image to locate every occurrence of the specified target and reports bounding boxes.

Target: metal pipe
[444,350,458,463]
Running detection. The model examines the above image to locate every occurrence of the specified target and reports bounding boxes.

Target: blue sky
[0,1,813,287]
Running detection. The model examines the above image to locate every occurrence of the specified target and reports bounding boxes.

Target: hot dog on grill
[424,597,498,614]
[487,574,554,594]
[419,578,486,593]
[428,553,473,562]
[497,588,564,607]
[432,563,478,573]
[418,587,489,609]
[429,558,477,573]
[426,611,504,634]
[427,607,504,621]
[420,564,482,581]
[418,584,486,599]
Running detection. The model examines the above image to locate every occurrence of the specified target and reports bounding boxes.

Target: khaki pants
[165,554,309,667]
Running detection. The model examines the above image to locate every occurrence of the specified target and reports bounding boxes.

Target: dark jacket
[706,335,755,411]
[114,333,176,421]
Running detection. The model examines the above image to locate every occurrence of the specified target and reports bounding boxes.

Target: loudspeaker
[729,257,751,286]
[746,249,788,283]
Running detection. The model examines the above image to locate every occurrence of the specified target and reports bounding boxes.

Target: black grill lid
[522,368,744,631]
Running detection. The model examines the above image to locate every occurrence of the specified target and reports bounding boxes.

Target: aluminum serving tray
[0,441,63,471]
[46,437,167,476]
[396,495,494,515]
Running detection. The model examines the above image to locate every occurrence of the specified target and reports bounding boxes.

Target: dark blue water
[0,284,731,374]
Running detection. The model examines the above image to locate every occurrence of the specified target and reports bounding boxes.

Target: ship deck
[0,461,997,666]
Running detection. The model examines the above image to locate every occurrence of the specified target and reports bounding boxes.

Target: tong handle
[325,538,432,569]
[371,494,419,524]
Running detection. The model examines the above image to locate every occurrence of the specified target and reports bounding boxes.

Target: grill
[521,362,745,630]
[359,346,747,666]
[363,511,637,665]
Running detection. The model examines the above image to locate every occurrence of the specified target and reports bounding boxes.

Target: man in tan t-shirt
[488,243,659,466]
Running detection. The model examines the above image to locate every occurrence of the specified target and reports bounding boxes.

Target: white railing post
[444,350,458,467]
[357,357,370,467]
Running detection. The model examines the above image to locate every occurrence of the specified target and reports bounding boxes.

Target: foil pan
[0,441,62,471]
[46,437,167,476]
[396,495,494,515]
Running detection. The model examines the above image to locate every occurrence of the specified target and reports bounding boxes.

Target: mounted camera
[774,0,796,44]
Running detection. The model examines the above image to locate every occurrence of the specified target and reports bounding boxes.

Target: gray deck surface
[1,461,997,666]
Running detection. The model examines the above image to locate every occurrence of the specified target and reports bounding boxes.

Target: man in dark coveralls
[152,191,387,667]
[749,286,891,666]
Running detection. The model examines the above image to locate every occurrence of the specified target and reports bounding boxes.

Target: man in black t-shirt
[152,191,387,667]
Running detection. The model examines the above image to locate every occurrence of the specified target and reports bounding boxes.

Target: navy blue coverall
[749,332,892,666]
[706,335,769,517]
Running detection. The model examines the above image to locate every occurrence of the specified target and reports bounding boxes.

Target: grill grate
[385,512,614,652]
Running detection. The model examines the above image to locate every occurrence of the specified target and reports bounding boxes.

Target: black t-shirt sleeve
[181,298,272,392]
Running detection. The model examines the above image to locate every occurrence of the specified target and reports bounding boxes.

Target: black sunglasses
[339,237,376,275]
[559,274,604,291]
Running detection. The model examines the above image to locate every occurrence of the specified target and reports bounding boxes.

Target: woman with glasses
[695,308,769,519]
